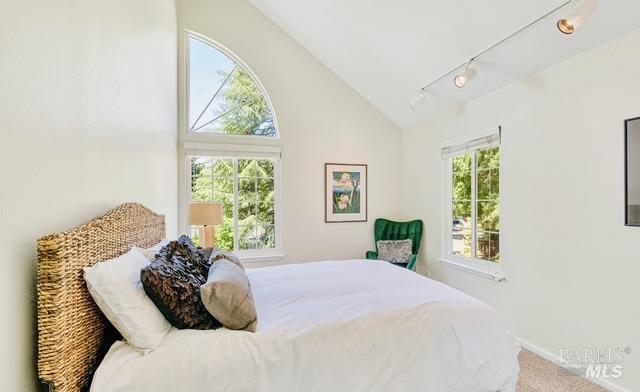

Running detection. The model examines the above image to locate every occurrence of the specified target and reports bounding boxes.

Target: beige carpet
[517,349,608,392]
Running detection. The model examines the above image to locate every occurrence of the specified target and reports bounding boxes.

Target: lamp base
[200,225,217,249]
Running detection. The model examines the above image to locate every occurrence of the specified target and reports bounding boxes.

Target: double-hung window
[181,31,282,261]
[188,153,280,254]
[441,130,503,280]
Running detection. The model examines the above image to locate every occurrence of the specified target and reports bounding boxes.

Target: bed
[37,203,520,392]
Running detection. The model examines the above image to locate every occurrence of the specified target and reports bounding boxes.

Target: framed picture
[325,163,367,223]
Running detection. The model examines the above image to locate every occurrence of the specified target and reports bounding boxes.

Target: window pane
[191,176,212,201]
[452,202,472,258]
[258,202,275,225]
[477,168,499,200]
[215,222,234,251]
[213,177,233,194]
[238,201,257,222]
[239,225,258,250]
[258,225,275,249]
[257,178,274,201]
[258,160,274,177]
[477,201,499,232]
[191,155,277,252]
[489,233,500,262]
[477,232,499,262]
[191,157,209,177]
[477,147,499,170]
[452,154,472,201]
[188,36,277,137]
[212,159,233,177]
[238,159,258,176]
[238,178,257,203]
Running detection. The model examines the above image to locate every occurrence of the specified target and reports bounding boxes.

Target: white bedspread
[91,260,520,392]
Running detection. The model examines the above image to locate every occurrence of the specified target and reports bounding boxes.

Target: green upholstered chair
[366,218,423,271]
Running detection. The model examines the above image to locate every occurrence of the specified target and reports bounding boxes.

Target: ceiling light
[408,1,576,107]
[557,0,598,35]
[454,61,477,88]
[409,91,426,111]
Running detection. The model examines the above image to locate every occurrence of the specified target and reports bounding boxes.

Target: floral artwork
[332,172,361,214]
[325,164,367,222]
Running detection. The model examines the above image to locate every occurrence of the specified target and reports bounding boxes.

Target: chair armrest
[406,254,418,271]
[365,250,378,260]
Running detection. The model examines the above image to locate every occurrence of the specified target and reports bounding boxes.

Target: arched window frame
[179,30,283,262]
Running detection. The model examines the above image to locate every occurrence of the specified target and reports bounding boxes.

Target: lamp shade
[188,202,224,226]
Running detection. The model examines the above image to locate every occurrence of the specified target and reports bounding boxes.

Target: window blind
[441,126,501,158]
[184,142,282,159]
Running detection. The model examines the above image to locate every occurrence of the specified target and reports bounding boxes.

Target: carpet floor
[517,349,609,392]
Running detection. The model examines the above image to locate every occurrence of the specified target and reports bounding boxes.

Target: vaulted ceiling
[248,0,640,128]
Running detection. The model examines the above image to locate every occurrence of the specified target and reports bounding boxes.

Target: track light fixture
[557,0,598,35]
[409,91,427,111]
[453,60,477,88]
[409,0,599,110]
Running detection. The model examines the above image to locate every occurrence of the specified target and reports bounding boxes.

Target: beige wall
[402,28,640,391]
[0,1,178,390]
[176,0,403,265]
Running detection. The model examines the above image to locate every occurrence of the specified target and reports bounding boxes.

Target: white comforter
[91,260,520,392]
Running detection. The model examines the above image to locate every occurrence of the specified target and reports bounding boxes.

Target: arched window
[187,35,278,137]
[183,32,281,261]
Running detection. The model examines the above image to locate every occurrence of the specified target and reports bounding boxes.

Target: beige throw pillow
[200,259,257,332]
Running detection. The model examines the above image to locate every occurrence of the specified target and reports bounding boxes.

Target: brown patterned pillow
[140,235,222,330]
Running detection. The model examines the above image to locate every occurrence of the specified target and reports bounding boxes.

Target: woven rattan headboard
[37,203,165,392]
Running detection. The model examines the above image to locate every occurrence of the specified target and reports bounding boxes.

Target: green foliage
[452,154,472,218]
[222,69,276,137]
[451,147,500,262]
[190,157,275,251]
[476,148,500,233]
[451,148,499,232]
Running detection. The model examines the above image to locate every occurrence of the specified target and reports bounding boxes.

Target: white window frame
[183,30,280,142]
[439,129,505,281]
[179,30,283,263]
[183,144,283,262]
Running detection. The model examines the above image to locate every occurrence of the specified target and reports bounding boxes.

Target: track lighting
[453,61,477,88]
[409,0,598,109]
[557,0,598,35]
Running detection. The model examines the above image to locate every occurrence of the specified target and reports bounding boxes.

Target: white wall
[402,28,640,391]
[0,1,178,391]
[176,0,403,265]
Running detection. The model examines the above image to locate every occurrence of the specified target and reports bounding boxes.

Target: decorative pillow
[200,259,257,332]
[140,236,222,330]
[83,249,172,351]
[377,239,413,264]
[208,248,245,271]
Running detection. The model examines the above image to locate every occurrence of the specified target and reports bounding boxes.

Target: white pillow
[83,248,172,352]
[132,239,170,261]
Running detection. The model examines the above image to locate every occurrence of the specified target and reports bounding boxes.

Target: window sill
[240,254,285,263]
[438,258,506,282]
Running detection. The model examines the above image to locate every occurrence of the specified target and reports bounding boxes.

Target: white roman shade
[441,127,501,158]
[184,142,281,159]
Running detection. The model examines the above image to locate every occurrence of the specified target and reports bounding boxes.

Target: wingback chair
[366,218,424,271]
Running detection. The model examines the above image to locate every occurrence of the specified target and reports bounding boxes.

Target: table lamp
[188,202,224,249]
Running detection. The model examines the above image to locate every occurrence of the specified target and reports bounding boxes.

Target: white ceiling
[248,0,640,128]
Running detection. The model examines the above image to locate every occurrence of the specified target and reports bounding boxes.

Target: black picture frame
[625,116,640,227]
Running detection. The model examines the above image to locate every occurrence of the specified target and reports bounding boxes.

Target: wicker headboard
[37,203,165,392]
